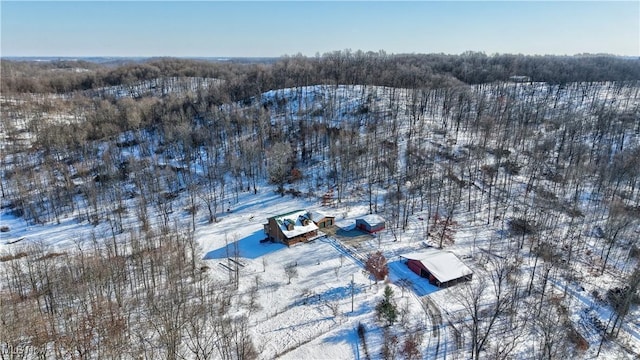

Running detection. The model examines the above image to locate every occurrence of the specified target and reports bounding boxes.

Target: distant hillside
[2,51,639,96]
[1,68,639,358]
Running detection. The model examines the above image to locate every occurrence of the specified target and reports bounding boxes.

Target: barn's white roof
[357,214,385,226]
[272,210,318,239]
[401,250,473,283]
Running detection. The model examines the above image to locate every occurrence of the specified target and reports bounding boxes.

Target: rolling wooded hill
[1,53,639,359]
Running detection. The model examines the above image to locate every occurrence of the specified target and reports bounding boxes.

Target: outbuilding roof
[401,250,473,283]
[310,210,333,222]
[357,214,385,226]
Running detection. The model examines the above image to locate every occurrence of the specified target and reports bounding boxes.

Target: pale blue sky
[1,1,638,57]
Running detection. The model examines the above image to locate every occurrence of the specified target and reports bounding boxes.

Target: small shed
[356,214,385,233]
[401,250,473,287]
[310,210,335,229]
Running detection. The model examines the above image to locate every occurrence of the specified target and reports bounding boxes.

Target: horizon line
[2,53,639,60]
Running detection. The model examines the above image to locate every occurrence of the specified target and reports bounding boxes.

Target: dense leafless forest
[1,52,639,359]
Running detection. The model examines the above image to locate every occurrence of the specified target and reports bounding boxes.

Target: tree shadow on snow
[228,195,281,214]
[291,284,363,307]
[346,301,373,317]
[324,327,360,359]
[270,317,334,333]
[335,227,368,238]
[203,230,285,260]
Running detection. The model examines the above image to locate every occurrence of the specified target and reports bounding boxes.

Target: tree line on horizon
[2,50,639,96]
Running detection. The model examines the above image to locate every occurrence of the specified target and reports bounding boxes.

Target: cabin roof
[271,210,318,239]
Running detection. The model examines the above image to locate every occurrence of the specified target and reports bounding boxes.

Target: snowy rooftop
[310,210,333,222]
[272,210,319,239]
[357,214,385,226]
[401,250,473,283]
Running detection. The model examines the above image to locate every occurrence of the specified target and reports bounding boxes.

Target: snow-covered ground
[1,80,639,358]
[190,190,439,359]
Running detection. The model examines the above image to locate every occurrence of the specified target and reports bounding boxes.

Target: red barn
[356,214,385,233]
[401,250,473,288]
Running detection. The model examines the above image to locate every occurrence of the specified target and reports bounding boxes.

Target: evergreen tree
[376,285,397,326]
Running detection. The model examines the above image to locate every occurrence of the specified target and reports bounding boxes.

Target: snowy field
[0,187,438,359]
[151,190,441,359]
[3,181,637,358]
